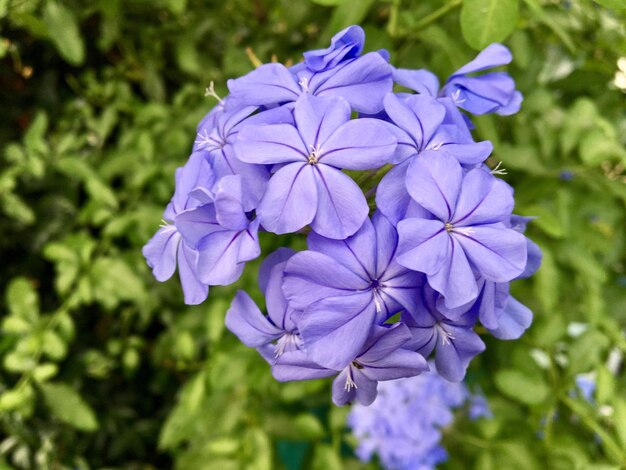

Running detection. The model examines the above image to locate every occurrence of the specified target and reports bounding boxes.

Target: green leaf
[32,363,59,383]
[293,414,326,440]
[6,277,39,322]
[42,1,85,65]
[533,245,559,313]
[312,444,342,470]
[593,0,626,10]
[523,205,563,238]
[460,0,519,50]
[310,0,344,5]
[322,0,376,42]
[0,385,34,412]
[494,369,550,405]
[40,383,98,432]
[614,398,626,449]
[42,330,67,361]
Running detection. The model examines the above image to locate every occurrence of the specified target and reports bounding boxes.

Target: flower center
[435,323,455,345]
[445,222,454,233]
[274,332,302,359]
[307,145,321,165]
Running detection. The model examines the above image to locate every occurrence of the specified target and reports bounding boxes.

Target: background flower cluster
[1,1,625,468]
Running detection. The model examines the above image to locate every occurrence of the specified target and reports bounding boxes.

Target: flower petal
[177,243,209,305]
[383,93,445,150]
[311,52,393,114]
[454,223,527,282]
[258,247,295,295]
[427,237,479,309]
[257,162,318,235]
[227,63,301,107]
[452,169,514,226]
[213,175,248,230]
[299,293,376,370]
[320,119,397,170]
[283,250,368,310]
[405,151,463,221]
[361,349,428,382]
[294,95,351,149]
[397,218,448,275]
[310,165,369,239]
[272,350,336,382]
[451,43,512,77]
[392,67,440,96]
[307,217,376,281]
[196,230,246,285]
[488,296,533,340]
[434,324,485,382]
[235,123,307,165]
[375,160,412,225]
[225,291,283,347]
[174,205,222,249]
[142,225,181,282]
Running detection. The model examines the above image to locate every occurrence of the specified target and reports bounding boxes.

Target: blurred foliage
[0,0,625,468]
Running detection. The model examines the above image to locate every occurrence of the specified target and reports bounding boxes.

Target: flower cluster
[348,367,492,470]
[143,25,541,406]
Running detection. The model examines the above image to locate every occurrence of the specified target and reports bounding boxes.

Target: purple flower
[227,50,393,114]
[575,373,596,403]
[235,95,396,239]
[376,93,493,224]
[393,44,522,116]
[402,286,485,382]
[142,152,214,305]
[194,106,293,211]
[348,365,489,470]
[396,152,528,308]
[283,212,423,369]
[273,323,428,406]
[175,174,261,285]
[303,25,365,72]
[225,248,302,362]
[441,43,522,116]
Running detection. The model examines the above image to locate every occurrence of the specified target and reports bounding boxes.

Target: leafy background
[1,0,625,468]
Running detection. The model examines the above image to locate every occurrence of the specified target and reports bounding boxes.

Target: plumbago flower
[235,95,396,239]
[396,152,528,308]
[227,26,392,114]
[273,323,428,406]
[142,152,214,305]
[283,211,423,369]
[193,105,293,211]
[225,248,301,362]
[143,24,541,407]
[393,43,522,116]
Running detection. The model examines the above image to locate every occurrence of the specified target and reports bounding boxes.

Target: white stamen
[453,226,475,236]
[299,76,310,93]
[430,141,444,151]
[436,323,455,345]
[344,368,358,391]
[204,81,224,103]
[159,218,170,228]
[274,333,301,359]
[374,294,382,313]
[194,129,212,147]
[451,89,466,104]
[491,161,508,175]
[307,144,322,164]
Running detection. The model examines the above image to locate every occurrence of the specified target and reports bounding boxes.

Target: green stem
[413,0,463,32]
[387,0,401,38]
[560,395,626,467]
